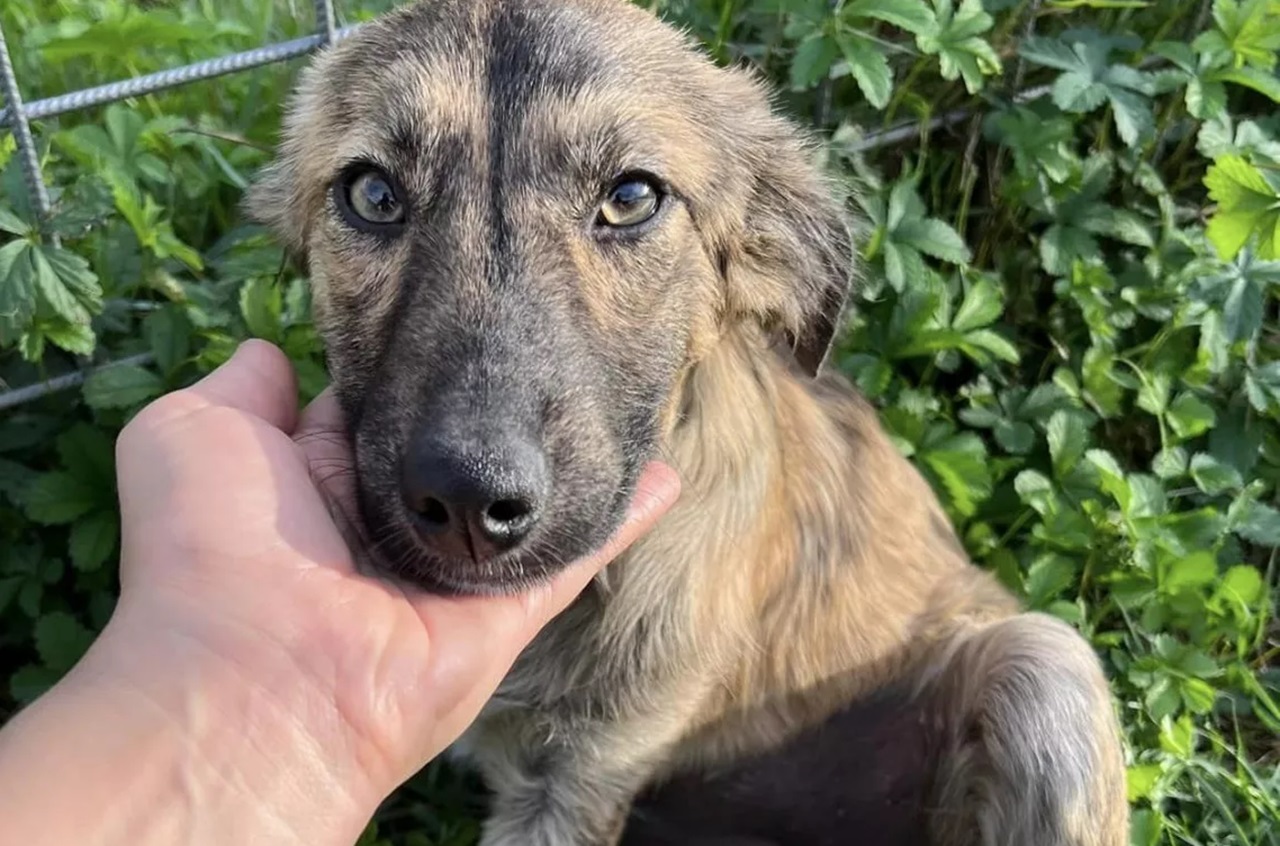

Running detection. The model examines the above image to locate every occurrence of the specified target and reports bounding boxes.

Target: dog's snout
[400,428,549,563]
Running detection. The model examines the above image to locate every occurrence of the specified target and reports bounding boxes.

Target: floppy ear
[708,74,858,377]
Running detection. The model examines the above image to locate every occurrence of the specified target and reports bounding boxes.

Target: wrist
[0,614,383,846]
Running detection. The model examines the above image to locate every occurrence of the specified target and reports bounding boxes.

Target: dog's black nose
[400,429,549,563]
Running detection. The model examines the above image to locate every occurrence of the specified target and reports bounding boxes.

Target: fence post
[0,20,55,240]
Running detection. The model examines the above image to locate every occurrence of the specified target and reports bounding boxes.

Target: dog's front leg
[474,704,703,846]
[478,758,641,846]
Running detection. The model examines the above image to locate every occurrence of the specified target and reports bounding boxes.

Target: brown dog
[247,1,1129,843]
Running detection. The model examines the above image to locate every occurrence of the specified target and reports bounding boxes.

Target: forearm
[0,631,379,846]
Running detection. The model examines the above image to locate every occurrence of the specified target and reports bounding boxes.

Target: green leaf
[952,276,1002,331]
[1129,810,1164,846]
[1126,763,1164,802]
[1014,469,1055,514]
[920,432,993,517]
[30,246,90,325]
[0,240,37,342]
[1180,677,1218,713]
[82,363,165,410]
[1137,372,1172,416]
[69,512,120,572]
[240,277,284,343]
[835,32,893,109]
[1106,86,1154,147]
[1129,475,1167,518]
[1079,207,1154,247]
[43,320,97,356]
[1203,0,1280,70]
[57,423,116,489]
[1235,500,1280,545]
[895,218,972,264]
[1047,410,1089,478]
[42,246,102,309]
[1152,446,1188,479]
[1166,393,1217,439]
[915,0,1001,93]
[1039,224,1098,276]
[145,305,193,376]
[994,419,1035,454]
[1204,155,1280,261]
[1212,65,1280,102]
[1222,269,1266,341]
[987,107,1078,183]
[1020,33,1155,146]
[961,328,1020,364]
[1052,71,1109,112]
[1165,551,1218,592]
[1245,361,1280,413]
[1027,553,1078,607]
[791,32,839,89]
[844,0,934,34]
[35,611,95,674]
[1087,449,1131,510]
[1158,714,1196,757]
[0,205,31,235]
[1189,453,1242,495]
[1214,565,1264,610]
[10,665,60,705]
[21,472,98,525]
[1048,0,1150,7]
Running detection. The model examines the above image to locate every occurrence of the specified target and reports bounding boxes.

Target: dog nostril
[485,497,533,526]
[416,496,450,528]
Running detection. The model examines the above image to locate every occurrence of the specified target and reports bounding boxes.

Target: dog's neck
[600,324,861,603]
[594,324,985,699]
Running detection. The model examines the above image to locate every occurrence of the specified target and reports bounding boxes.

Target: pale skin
[0,339,681,846]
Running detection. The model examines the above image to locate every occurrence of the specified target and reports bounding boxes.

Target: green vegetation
[1,0,1277,842]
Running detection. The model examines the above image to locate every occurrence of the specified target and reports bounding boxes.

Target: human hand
[0,339,680,846]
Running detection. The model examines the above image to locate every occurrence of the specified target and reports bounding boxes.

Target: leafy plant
[2,0,1278,843]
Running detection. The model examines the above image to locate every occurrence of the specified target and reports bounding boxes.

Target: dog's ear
[708,72,857,377]
[242,63,330,263]
[245,156,308,261]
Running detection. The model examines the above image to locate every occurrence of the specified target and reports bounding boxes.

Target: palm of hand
[104,340,678,802]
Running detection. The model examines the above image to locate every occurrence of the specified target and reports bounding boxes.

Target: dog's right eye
[335,165,406,232]
[597,175,662,230]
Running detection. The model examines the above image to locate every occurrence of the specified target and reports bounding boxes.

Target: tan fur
[247,1,1130,844]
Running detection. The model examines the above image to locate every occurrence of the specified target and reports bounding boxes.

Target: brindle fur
[247,1,1129,843]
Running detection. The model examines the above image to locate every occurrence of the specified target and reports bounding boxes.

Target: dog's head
[247,0,854,594]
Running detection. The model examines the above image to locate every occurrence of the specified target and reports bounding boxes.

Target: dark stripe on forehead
[483,3,614,289]
[485,2,613,112]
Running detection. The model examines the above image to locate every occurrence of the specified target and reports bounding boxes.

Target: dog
[246,0,1130,843]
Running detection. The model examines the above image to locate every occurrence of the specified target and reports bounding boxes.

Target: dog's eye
[338,166,405,228]
[598,177,660,228]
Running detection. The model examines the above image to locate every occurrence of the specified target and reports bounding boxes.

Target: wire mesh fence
[0,0,358,409]
[0,0,350,228]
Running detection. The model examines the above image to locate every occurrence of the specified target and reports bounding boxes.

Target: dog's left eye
[336,165,405,230]
[597,177,660,228]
